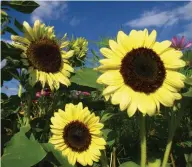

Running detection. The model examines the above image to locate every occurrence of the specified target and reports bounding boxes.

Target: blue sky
[1,1,192,96]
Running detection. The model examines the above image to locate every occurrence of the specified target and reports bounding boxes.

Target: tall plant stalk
[140,114,147,167]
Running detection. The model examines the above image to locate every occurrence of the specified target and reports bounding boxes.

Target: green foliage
[42,143,75,167]
[1,126,47,167]
[71,68,104,90]
[185,153,192,167]
[1,94,21,118]
[4,1,39,14]
[14,18,24,32]
[119,161,140,167]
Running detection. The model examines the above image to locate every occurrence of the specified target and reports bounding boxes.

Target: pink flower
[36,90,51,98]
[36,92,41,98]
[81,91,91,96]
[171,36,192,50]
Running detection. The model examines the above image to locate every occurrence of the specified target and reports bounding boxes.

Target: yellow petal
[11,35,30,45]
[63,63,74,72]
[68,151,77,166]
[160,55,186,69]
[95,64,121,71]
[33,20,41,40]
[155,87,175,107]
[77,152,87,166]
[62,50,74,59]
[165,70,186,89]
[100,48,121,59]
[117,31,132,52]
[138,93,156,116]
[23,21,35,41]
[46,73,54,91]
[60,41,69,49]
[109,40,126,57]
[153,41,172,54]
[99,58,121,66]
[49,73,60,90]
[92,136,106,146]
[127,92,138,117]
[102,84,123,95]
[129,29,146,49]
[12,43,27,51]
[144,30,157,48]
[54,72,71,87]
[38,71,47,88]
[29,69,38,86]
[160,48,183,59]
[97,70,123,85]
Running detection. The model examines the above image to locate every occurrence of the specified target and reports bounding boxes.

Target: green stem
[140,114,147,167]
[24,93,32,126]
[100,150,109,167]
[18,84,22,97]
[162,113,175,167]
[162,103,185,167]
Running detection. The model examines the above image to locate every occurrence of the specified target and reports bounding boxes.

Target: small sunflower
[96,29,186,117]
[49,102,106,166]
[11,20,74,90]
[68,37,88,58]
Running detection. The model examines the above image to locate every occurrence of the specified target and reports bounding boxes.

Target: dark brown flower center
[63,120,91,152]
[26,38,61,73]
[120,47,166,94]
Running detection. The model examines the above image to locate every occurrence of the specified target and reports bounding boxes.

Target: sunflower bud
[67,37,88,67]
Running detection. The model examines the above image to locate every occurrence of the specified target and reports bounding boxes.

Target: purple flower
[171,36,192,50]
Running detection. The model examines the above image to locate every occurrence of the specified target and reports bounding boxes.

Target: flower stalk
[162,103,185,167]
[140,114,147,167]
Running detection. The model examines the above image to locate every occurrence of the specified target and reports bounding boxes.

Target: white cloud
[69,17,81,26]
[31,1,68,23]
[124,2,192,28]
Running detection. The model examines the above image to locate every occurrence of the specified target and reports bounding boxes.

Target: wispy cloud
[69,17,81,26]
[31,1,68,23]
[124,2,192,28]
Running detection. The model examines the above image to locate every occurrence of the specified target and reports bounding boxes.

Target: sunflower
[49,102,106,166]
[11,20,74,90]
[96,29,186,117]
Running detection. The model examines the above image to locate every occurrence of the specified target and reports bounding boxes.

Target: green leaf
[182,88,192,97]
[42,143,75,167]
[100,113,114,123]
[102,129,115,147]
[147,158,161,167]
[4,26,18,35]
[1,127,47,167]
[71,68,104,90]
[119,161,140,167]
[8,1,39,14]
[14,19,24,32]
[185,77,192,86]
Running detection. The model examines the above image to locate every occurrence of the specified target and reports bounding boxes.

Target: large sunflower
[96,29,186,117]
[11,20,74,90]
[49,102,106,166]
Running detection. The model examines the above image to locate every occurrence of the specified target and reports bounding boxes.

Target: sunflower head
[49,102,106,166]
[11,20,75,91]
[96,29,186,117]
[67,37,88,67]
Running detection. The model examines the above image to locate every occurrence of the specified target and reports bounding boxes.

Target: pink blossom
[36,90,51,98]
[81,92,91,96]
[171,36,192,50]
